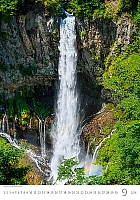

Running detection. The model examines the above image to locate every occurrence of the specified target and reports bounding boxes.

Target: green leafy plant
[7,86,50,121]
[36,0,61,15]
[80,31,86,38]
[97,32,140,185]
[103,53,140,100]
[96,120,140,185]
[0,138,30,184]
[56,157,103,185]
[0,0,25,19]
[133,0,140,23]
[32,97,50,118]
[117,0,139,13]
[68,0,104,18]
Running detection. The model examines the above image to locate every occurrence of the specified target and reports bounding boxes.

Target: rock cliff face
[75,15,136,119]
[76,18,117,118]
[0,3,59,101]
[76,15,136,77]
[75,14,137,151]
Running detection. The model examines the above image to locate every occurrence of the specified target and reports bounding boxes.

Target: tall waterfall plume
[50,12,80,182]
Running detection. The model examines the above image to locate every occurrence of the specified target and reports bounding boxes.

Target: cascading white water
[13,119,16,140]
[2,113,10,134]
[85,129,114,176]
[0,132,47,175]
[39,118,46,158]
[50,12,80,182]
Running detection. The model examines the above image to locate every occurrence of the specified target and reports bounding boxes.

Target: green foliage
[117,0,132,13]
[56,157,103,185]
[80,31,86,38]
[32,97,50,118]
[133,0,140,23]
[96,120,140,184]
[7,86,50,121]
[93,3,114,19]
[7,88,30,119]
[117,0,139,13]
[0,0,24,19]
[103,53,140,99]
[98,34,140,185]
[36,0,61,15]
[103,52,140,123]
[0,0,62,19]
[117,94,140,120]
[0,138,30,184]
[68,0,104,18]
[67,0,139,19]
[1,0,139,21]
[56,157,81,184]
[116,0,140,24]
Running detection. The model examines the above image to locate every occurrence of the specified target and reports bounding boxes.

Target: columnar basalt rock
[76,16,136,78]
[75,15,137,106]
[0,5,59,98]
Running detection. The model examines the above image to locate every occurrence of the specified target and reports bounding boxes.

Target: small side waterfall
[0,120,2,130]
[0,132,47,176]
[50,12,80,182]
[2,113,10,134]
[39,118,46,158]
[2,116,5,132]
[13,118,16,140]
[85,130,114,176]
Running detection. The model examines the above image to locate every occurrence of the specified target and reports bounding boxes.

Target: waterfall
[39,118,46,158]
[0,120,2,130]
[50,12,80,182]
[2,116,4,132]
[13,119,16,140]
[2,113,10,134]
[43,118,46,156]
[85,130,114,176]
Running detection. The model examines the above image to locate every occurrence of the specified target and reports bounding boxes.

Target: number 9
[122,189,127,196]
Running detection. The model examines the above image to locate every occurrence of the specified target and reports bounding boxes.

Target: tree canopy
[0,0,140,22]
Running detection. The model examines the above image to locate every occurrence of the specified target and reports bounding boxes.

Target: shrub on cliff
[96,120,140,185]
[0,0,24,19]
[0,138,30,185]
[103,53,140,119]
[96,44,140,185]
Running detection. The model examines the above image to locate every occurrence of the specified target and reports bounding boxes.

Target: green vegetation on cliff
[0,138,30,184]
[7,86,51,129]
[94,39,140,184]
[0,0,58,19]
[0,0,24,18]
[0,0,140,23]
[96,120,140,184]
